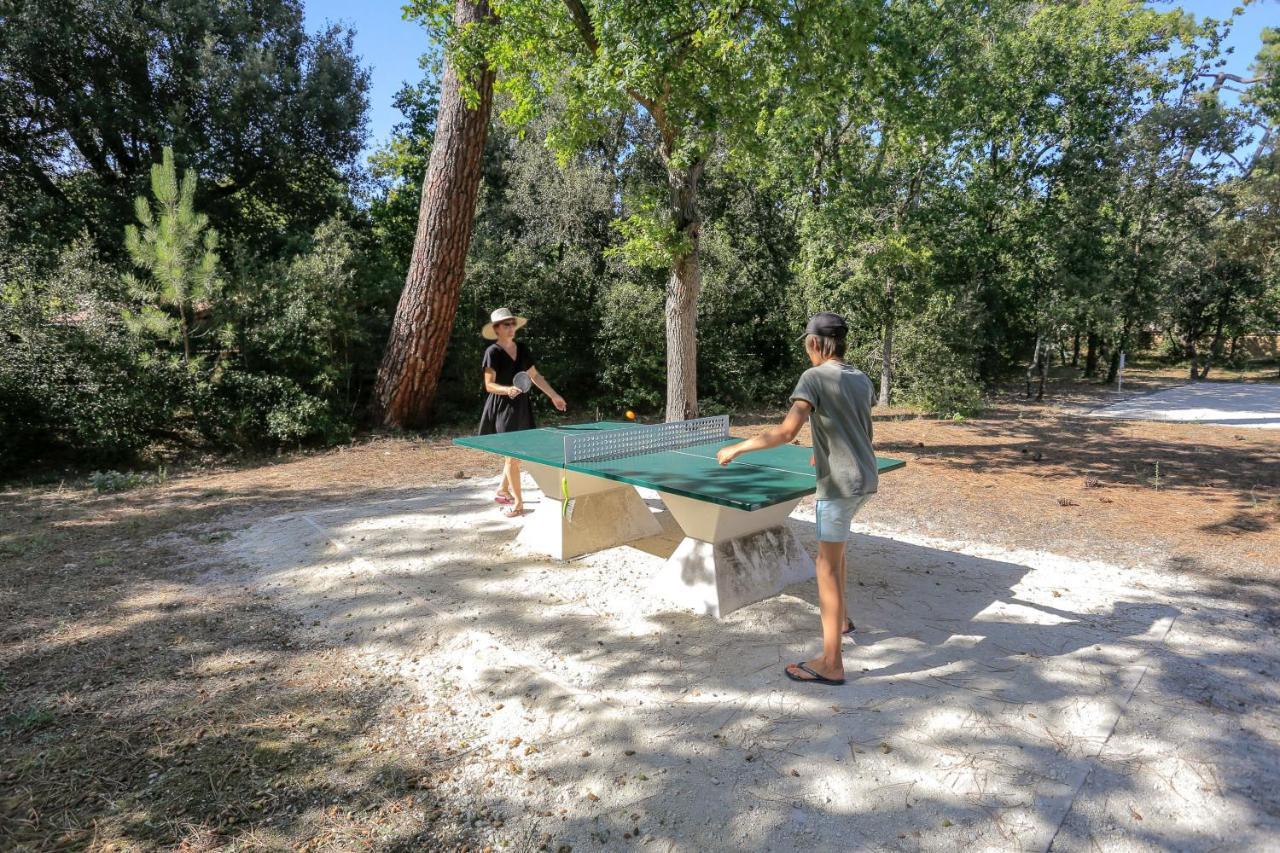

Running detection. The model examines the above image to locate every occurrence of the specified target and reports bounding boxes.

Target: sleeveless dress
[478,341,536,435]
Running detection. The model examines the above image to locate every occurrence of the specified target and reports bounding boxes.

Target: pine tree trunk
[1070,329,1081,368]
[371,0,495,429]
[663,159,704,422]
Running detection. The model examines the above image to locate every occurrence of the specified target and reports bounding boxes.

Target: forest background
[2,0,1278,477]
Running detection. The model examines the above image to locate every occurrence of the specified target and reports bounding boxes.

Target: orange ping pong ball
[625,410,636,420]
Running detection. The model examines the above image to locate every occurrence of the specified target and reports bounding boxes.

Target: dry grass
[0,482,491,851]
[2,359,1277,850]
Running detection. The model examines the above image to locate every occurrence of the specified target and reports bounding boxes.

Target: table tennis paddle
[513,371,532,394]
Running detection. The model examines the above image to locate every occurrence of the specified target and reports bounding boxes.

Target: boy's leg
[787,539,846,681]
[837,543,849,632]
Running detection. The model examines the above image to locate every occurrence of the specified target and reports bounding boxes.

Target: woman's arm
[483,367,520,398]
[716,401,811,465]
[527,366,567,411]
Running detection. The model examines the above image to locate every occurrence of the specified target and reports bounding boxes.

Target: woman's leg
[496,463,512,500]
[505,457,524,511]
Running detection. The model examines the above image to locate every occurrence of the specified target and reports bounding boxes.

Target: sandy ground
[207,471,1280,852]
[5,365,1278,851]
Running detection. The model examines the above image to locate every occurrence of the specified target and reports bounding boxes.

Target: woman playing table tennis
[716,312,878,687]
[479,307,567,517]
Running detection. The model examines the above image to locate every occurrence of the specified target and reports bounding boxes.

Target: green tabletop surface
[453,421,905,512]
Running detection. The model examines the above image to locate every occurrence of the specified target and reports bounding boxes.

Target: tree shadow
[5,478,1279,850]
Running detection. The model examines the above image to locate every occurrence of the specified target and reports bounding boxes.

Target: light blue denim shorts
[814,495,872,543]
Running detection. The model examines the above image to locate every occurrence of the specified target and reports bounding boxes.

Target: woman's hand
[551,393,567,412]
[506,385,521,398]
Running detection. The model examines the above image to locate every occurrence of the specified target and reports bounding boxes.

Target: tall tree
[408,0,879,420]
[372,0,496,428]
[0,0,369,251]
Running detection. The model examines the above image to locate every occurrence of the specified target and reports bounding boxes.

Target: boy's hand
[716,445,740,466]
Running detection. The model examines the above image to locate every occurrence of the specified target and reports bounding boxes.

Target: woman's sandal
[494,492,514,505]
[843,618,856,636]
[784,662,845,686]
[501,506,525,518]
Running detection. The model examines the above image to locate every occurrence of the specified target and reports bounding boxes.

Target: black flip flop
[785,662,845,686]
[843,618,855,636]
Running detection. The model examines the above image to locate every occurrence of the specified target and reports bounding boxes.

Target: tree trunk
[879,282,895,407]
[1203,305,1228,381]
[663,159,704,421]
[1025,333,1048,400]
[1037,341,1049,401]
[1105,321,1131,384]
[371,0,496,428]
[1070,329,1081,368]
[1084,328,1099,378]
[1025,334,1041,398]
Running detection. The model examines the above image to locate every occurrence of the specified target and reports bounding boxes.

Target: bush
[194,371,348,448]
[0,239,174,474]
[87,467,167,493]
[889,293,986,418]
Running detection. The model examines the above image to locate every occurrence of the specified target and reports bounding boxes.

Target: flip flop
[501,506,526,518]
[494,493,514,505]
[843,618,856,635]
[784,662,845,686]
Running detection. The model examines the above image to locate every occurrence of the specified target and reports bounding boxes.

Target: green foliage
[0,0,370,255]
[88,468,167,494]
[5,0,1280,477]
[122,148,223,364]
[0,238,174,474]
[196,371,345,447]
[236,218,380,410]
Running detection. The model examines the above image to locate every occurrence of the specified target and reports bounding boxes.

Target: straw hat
[481,307,528,340]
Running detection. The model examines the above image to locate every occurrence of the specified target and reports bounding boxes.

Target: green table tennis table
[454,416,904,617]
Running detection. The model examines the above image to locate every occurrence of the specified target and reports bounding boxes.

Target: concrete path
[217,480,1280,852]
[1089,382,1280,429]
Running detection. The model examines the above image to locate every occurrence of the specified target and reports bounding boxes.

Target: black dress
[478,341,536,435]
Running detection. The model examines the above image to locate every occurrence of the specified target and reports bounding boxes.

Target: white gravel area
[210,476,1280,852]
[1088,381,1280,429]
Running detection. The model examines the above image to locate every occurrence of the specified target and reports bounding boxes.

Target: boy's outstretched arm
[716,401,812,465]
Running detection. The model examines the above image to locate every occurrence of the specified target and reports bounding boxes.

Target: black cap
[798,312,848,341]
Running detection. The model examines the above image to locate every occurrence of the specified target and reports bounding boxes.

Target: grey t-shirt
[790,360,878,499]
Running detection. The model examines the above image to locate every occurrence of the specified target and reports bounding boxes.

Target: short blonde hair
[806,333,846,360]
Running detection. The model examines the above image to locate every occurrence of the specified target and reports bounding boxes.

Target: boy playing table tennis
[716,312,878,687]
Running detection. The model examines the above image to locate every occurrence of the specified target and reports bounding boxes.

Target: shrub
[194,371,348,448]
[0,239,174,474]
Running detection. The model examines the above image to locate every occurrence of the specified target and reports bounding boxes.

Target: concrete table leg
[514,462,662,560]
[650,493,814,618]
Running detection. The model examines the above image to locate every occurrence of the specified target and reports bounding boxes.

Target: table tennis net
[562,415,729,464]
